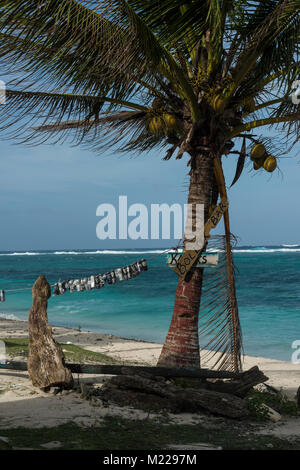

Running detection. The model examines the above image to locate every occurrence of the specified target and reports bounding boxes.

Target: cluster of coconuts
[147,112,180,137]
[211,93,256,114]
[250,143,277,172]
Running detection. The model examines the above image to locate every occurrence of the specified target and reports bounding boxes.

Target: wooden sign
[167,253,219,268]
[173,197,229,279]
[204,197,229,237]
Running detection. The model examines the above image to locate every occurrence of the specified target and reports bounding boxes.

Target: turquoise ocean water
[0,246,299,362]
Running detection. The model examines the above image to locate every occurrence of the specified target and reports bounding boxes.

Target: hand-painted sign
[204,197,229,237]
[167,253,219,268]
[173,197,228,279]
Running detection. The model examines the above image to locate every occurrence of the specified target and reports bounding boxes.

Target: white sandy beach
[0,318,299,441]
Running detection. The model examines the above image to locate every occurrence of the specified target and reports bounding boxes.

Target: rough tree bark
[205,366,268,398]
[27,275,73,391]
[157,149,216,369]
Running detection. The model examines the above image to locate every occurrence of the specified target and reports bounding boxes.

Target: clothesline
[52,258,148,296]
[0,244,182,302]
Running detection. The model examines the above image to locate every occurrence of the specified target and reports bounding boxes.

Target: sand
[0,318,299,440]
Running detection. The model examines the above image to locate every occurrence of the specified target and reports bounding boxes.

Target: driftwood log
[96,366,268,418]
[99,372,251,419]
[0,361,236,378]
[27,276,73,391]
[67,363,236,378]
[205,366,269,398]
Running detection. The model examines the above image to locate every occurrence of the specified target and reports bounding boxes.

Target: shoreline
[0,315,164,345]
[0,318,299,393]
[0,316,296,362]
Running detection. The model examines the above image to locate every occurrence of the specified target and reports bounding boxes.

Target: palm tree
[0,0,299,372]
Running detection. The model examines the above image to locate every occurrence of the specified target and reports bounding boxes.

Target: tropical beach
[1,319,300,399]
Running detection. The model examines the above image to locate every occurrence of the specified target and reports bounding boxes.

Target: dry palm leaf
[230,137,246,187]
[198,234,243,373]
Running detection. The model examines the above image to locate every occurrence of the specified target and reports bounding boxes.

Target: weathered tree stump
[27,276,73,391]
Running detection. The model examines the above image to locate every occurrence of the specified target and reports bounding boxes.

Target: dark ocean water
[0,245,299,361]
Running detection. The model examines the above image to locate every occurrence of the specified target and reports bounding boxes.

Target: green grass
[247,387,298,421]
[0,338,127,365]
[0,416,300,450]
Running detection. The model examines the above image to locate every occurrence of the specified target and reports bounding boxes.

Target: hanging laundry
[95,275,105,289]
[69,281,76,293]
[51,258,149,297]
[84,278,92,291]
[114,268,123,281]
[58,282,67,295]
[135,261,142,273]
[140,259,148,271]
[89,276,95,289]
[53,284,60,296]
[121,267,128,281]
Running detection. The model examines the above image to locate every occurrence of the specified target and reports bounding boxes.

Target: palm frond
[230,137,246,187]
[0,1,155,101]
[0,0,298,153]
[39,108,164,154]
[0,0,200,115]
[0,88,150,144]
[3,88,102,123]
[127,0,209,51]
[229,112,300,139]
[226,0,300,98]
[199,234,243,372]
[206,0,235,77]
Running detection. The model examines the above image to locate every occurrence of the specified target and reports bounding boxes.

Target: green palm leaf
[0,0,199,116]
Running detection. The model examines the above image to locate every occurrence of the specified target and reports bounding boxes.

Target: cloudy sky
[0,129,299,251]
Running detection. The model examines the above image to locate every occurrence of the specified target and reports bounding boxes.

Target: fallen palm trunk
[0,361,267,391]
[99,373,252,419]
[0,361,237,378]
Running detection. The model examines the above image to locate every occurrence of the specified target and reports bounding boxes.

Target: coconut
[250,143,266,160]
[264,155,277,173]
[212,95,226,113]
[148,116,164,136]
[253,158,264,170]
[163,113,178,133]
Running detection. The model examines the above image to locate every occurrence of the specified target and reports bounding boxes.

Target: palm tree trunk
[157,150,216,368]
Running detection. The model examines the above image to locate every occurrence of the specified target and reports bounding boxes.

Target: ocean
[0,246,299,362]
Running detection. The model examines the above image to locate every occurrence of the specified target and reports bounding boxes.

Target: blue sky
[0,133,299,251]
